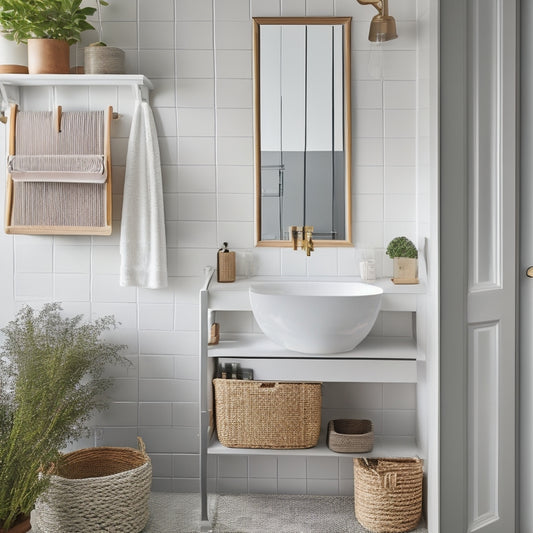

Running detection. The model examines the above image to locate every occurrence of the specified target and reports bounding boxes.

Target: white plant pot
[0,34,28,73]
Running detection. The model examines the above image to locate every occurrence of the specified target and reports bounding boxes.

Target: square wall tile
[175,0,212,21]
[278,456,307,479]
[178,108,215,137]
[139,0,173,21]
[216,108,253,137]
[217,137,254,165]
[139,402,172,426]
[173,454,200,478]
[214,0,250,20]
[176,21,213,50]
[249,456,278,478]
[281,0,305,16]
[16,243,52,273]
[251,0,281,17]
[215,51,252,79]
[384,138,416,167]
[216,79,253,108]
[385,109,416,138]
[384,166,416,195]
[307,457,339,479]
[54,274,90,301]
[139,21,174,49]
[218,455,248,477]
[306,0,334,16]
[217,194,254,221]
[15,273,52,300]
[382,409,416,436]
[139,303,174,331]
[384,194,416,221]
[172,402,199,427]
[178,137,215,165]
[139,355,174,378]
[177,166,216,193]
[277,478,307,494]
[383,80,416,109]
[215,21,252,51]
[249,478,278,494]
[176,79,214,107]
[383,383,417,410]
[176,50,213,79]
[353,109,383,138]
[307,479,339,495]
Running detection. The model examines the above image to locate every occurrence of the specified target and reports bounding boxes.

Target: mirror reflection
[253,17,352,246]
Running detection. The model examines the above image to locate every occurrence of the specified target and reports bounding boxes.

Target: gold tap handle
[289,226,298,250]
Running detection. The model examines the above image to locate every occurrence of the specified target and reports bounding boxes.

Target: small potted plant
[0,303,127,532]
[84,0,124,74]
[386,236,419,284]
[0,0,109,74]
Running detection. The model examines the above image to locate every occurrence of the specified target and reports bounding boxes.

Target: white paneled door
[467,0,516,531]
[521,1,533,532]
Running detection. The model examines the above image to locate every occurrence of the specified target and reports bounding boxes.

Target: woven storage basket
[33,437,152,533]
[327,419,374,453]
[353,458,423,533]
[213,378,321,449]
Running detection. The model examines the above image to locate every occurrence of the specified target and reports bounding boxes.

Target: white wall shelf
[0,73,153,89]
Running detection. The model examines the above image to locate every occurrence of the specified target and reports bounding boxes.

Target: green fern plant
[0,0,109,45]
[0,303,127,530]
[386,236,418,259]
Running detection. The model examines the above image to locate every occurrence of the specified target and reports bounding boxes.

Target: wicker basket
[213,379,321,449]
[327,419,374,453]
[353,457,423,533]
[33,437,152,533]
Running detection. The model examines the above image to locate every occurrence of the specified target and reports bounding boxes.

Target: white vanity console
[198,266,426,528]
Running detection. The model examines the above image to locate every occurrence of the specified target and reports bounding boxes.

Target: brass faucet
[288,225,314,256]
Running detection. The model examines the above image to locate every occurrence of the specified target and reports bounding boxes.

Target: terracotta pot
[28,39,70,74]
[392,257,419,284]
[0,514,31,533]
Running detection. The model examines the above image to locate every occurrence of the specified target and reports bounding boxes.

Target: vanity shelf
[199,267,424,527]
[208,433,418,458]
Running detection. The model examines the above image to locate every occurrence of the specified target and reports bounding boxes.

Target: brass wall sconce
[356,0,398,42]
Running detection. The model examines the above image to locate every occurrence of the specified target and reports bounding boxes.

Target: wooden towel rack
[4,104,113,235]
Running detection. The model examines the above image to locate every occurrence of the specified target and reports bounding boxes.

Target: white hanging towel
[120,101,168,289]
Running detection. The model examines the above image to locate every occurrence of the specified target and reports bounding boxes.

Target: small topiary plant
[386,236,418,259]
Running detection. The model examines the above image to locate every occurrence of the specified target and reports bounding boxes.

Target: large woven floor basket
[213,379,321,449]
[353,458,423,533]
[33,437,152,533]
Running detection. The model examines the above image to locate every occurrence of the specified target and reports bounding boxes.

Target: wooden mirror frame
[253,16,353,248]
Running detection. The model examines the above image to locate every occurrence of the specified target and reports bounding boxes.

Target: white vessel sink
[249,281,383,354]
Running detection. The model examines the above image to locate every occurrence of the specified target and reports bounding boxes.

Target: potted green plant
[84,0,124,74]
[0,303,127,532]
[0,0,109,74]
[386,236,419,284]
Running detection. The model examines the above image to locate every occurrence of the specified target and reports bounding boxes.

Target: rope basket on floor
[33,437,152,533]
[353,457,423,533]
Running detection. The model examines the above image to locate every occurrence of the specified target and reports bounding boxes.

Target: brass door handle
[527,267,533,278]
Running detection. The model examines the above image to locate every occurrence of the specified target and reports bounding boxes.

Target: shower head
[356,0,398,42]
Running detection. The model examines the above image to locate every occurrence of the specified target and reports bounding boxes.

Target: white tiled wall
[0,0,421,494]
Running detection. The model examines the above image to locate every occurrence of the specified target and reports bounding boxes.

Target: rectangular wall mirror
[253,17,352,247]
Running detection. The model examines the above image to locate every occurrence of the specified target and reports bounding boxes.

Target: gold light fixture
[356,0,398,42]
